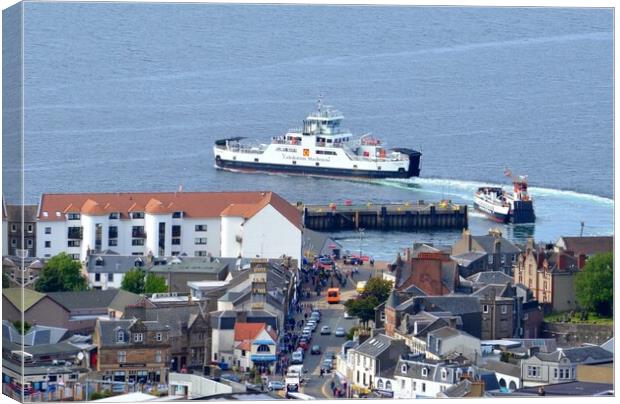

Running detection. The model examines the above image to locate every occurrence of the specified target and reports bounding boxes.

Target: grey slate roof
[441,379,475,397]
[355,334,394,358]
[151,257,229,274]
[409,295,481,316]
[451,251,487,266]
[87,254,148,273]
[600,337,613,353]
[472,235,521,254]
[46,289,141,312]
[480,360,521,378]
[535,346,613,364]
[471,284,511,299]
[401,284,427,296]
[394,355,473,384]
[97,318,170,347]
[513,381,614,396]
[467,271,513,286]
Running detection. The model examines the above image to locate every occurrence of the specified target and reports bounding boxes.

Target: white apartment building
[35,191,302,265]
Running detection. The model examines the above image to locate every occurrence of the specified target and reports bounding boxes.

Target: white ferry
[213,100,421,179]
[473,171,536,224]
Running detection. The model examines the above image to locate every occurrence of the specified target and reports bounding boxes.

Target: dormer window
[172,212,182,218]
[133,333,144,342]
[68,213,81,220]
[116,330,124,343]
[422,368,428,377]
[95,257,104,266]
[401,364,408,374]
[132,212,144,219]
[109,212,119,219]
[441,369,447,380]
[134,258,144,267]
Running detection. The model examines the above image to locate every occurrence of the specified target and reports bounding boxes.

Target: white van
[291,351,304,364]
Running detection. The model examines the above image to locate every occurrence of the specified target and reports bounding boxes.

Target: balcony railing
[67,228,83,240]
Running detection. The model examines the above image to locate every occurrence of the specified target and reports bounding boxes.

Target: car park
[310,345,321,355]
[335,327,346,337]
[320,325,331,335]
[268,380,285,391]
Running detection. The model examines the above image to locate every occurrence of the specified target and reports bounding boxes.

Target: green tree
[34,253,87,292]
[344,296,379,326]
[575,252,613,316]
[121,267,146,294]
[2,272,10,288]
[145,272,168,294]
[360,277,393,303]
[13,320,31,335]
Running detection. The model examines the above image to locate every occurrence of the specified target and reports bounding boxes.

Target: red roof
[234,322,266,341]
[37,191,302,229]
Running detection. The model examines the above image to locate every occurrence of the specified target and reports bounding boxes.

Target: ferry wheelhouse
[213,101,421,179]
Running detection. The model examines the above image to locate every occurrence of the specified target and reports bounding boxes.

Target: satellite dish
[77,352,84,361]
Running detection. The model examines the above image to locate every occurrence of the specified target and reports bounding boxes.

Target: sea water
[4,3,613,258]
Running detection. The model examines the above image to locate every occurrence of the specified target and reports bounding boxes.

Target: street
[290,261,379,399]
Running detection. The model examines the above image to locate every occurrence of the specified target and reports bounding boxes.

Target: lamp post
[358,228,365,261]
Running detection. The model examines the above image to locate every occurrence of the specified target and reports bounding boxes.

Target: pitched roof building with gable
[35,191,302,265]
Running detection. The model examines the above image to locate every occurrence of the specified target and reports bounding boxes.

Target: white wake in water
[380,177,613,206]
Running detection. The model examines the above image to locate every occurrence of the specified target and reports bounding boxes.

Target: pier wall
[302,202,468,231]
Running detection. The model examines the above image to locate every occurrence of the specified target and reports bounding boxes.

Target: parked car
[221,373,241,383]
[334,327,346,337]
[306,321,317,331]
[298,339,309,350]
[320,359,333,373]
[344,311,357,319]
[310,345,321,355]
[301,330,312,340]
[291,351,304,364]
[310,313,321,323]
[268,380,285,391]
[324,351,337,361]
[320,325,331,335]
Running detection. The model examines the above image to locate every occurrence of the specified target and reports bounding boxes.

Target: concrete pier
[302,201,468,231]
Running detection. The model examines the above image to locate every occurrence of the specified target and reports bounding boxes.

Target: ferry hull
[473,202,510,223]
[215,157,417,179]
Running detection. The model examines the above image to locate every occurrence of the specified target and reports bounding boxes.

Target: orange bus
[326,288,340,304]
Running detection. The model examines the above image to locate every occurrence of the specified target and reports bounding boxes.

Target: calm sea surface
[5,3,614,259]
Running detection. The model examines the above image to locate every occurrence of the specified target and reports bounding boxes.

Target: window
[132,212,145,219]
[377,380,383,389]
[385,381,392,390]
[117,330,125,342]
[70,254,79,260]
[10,238,16,247]
[172,225,181,237]
[421,368,428,377]
[553,368,558,379]
[194,251,207,257]
[401,364,408,374]
[118,351,126,363]
[155,350,162,363]
[413,381,417,391]
[132,239,145,246]
[195,224,207,232]
[45,227,52,234]
[108,273,114,282]
[95,273,101,282]
[68,213,81,220]
[95,257,104,266]
[27,239,33,247]
[527,366,540,378]
[501,305,508,314]
[483,304,489,313]
[26,224,33,233]
[109,212,119,219]
[421,383,426,393]
[134,258,144,267]
[155,333,162,341]
[132,226,145,237]
[195,238,207,245]
[45,241,51,248]
[10,224,17,232]
[257,344,270,352]
[109,226,118,239]
[441,369,447,380]
[109,239,118,247]
[172,212,182,218]
[172,239,181,245]
[133,333,144,342]
[68,240,81,247]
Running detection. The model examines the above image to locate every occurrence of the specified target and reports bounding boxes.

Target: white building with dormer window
[35,191,302,265]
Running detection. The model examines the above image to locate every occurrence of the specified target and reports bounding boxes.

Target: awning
[250,355,277,362]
